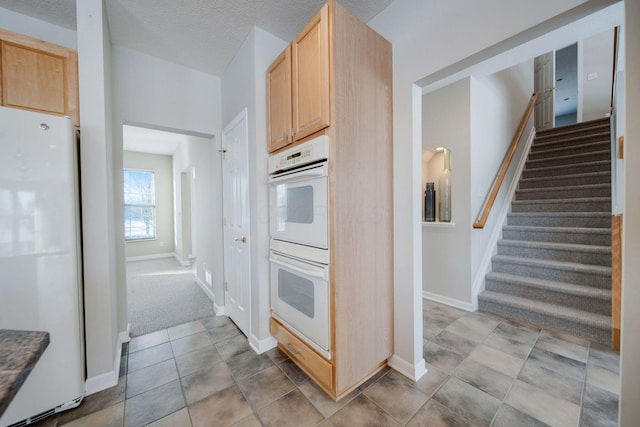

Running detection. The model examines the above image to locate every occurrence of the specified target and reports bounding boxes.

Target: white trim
[249,333,277,355]
[175,253,192,266]
[214,302,226,316]
[421,221,456,228]
[194,275,216,302]
[423,291,476,312]
[125,252,174,262]
[470,127,537,306]
[85,326,130,395]
[387,354,427,382]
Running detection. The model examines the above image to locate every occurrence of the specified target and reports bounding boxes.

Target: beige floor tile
[238,365,296,410]
[61,401,124,427]
[231,414,263,427]
[329,394,400,427]
[168,320,206,341]
[148,408,192,427]
[505,380,581,427]
[363,370,429,424]
[129,329,170,353]
[127,342,174,373]
[126,358,179,398]
[468,344,524,378]
[298,380,359,418]
[188,385,252,427]
[180,364,236,405]
[453,358,513,400]
[433,377,500,427]
[406,399,472,427]
[587,363,621,395]
[170,331,214,357]
[257,389,325,427]
[413,363,449,397]
[124,380,185,427]
[174,345,224,378]
[535,333,589,362]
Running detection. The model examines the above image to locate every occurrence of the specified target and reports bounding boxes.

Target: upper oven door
[269,162,328,249]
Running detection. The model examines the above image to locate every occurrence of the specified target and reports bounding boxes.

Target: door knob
[234,236,247,243]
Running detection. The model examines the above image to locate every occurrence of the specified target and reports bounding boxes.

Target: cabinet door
[0,30,79,126]
[267,47,292,153]
[292,3,330,141]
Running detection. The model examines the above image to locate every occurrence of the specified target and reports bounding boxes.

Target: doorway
[122,124,217,337]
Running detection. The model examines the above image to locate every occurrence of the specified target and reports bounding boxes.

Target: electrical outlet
[205,270,212,285]
[587,72,598,81]
[159,241,165,247]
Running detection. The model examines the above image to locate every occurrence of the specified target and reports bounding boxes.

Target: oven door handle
[268,164,327,185]
[269,256,326,279]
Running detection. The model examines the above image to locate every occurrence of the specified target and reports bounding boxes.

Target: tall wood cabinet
[0,29,79,127]
[267,0,393,400]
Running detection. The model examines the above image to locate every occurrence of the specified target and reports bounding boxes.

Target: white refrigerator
[0,107,85,426]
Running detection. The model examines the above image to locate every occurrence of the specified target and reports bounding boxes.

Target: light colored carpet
[126,257,215,337]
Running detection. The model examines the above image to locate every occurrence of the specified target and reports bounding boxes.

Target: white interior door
[534,51,556,130]
[222,108,251,336]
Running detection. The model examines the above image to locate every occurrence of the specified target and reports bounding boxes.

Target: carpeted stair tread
[518,171,610,189]
[479,290,611,330]
[521,160,610,178]
[525,150,610,169]
[515,183,610,200]
[535,118,610,138]
[485,271,611,301]
[511,197,611,213]
[498,239,611,255]
[506,212,611,228]
[492,254,611,277]
[529,140,610,159]
[502,224,610,236]
[532,132,610,150]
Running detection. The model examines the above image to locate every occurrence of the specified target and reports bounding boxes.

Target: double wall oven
[268,135,331,359]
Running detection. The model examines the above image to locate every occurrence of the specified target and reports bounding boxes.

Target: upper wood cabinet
[267,47,293,153]
[267,4,330,152]
[0,29,79,127]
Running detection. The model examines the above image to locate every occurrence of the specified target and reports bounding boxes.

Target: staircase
[478,117,612,346]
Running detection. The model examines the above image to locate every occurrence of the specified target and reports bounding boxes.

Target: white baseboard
[85,325,130,395]
[249,333,277,355]
[194,275,216,303]
[423,291,475,312]
[126,252,175,262]
[174,253,191,266]
[387,354,427,382]
[214,302,226,316]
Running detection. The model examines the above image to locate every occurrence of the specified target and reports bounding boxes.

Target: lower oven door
[270,251,330,357]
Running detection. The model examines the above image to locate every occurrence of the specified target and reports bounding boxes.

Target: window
[124,170,156,240]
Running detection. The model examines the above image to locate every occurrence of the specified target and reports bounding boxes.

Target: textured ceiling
[0,0,394,76]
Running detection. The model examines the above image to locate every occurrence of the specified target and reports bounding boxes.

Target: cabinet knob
[234,236,247,244]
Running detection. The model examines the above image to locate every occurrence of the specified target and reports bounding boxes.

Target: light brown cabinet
[267,4,330,153]
[267,0,393,400]
[0,29,79,127]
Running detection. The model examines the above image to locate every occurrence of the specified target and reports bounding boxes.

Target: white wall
[172,136,219,297]
[470,60,534,292]
[369,0,600,380]
[76,0,121,389]
[620,1,640,424]
[108,41,222,392]
[581,28,615,121]
[422,78,472,304]
[0,7,76,49]
[123,151,175,258]
[221,27,287,351]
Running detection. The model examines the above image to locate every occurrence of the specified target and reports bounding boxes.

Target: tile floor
[30,300,620,426]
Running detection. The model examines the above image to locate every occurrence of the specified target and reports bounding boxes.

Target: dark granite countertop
[0,330,49,417]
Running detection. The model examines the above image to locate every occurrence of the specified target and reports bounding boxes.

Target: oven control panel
[269,135,329,173]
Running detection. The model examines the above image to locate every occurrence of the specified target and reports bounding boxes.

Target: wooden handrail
[610,26,619,113]
[473,92,539,229]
